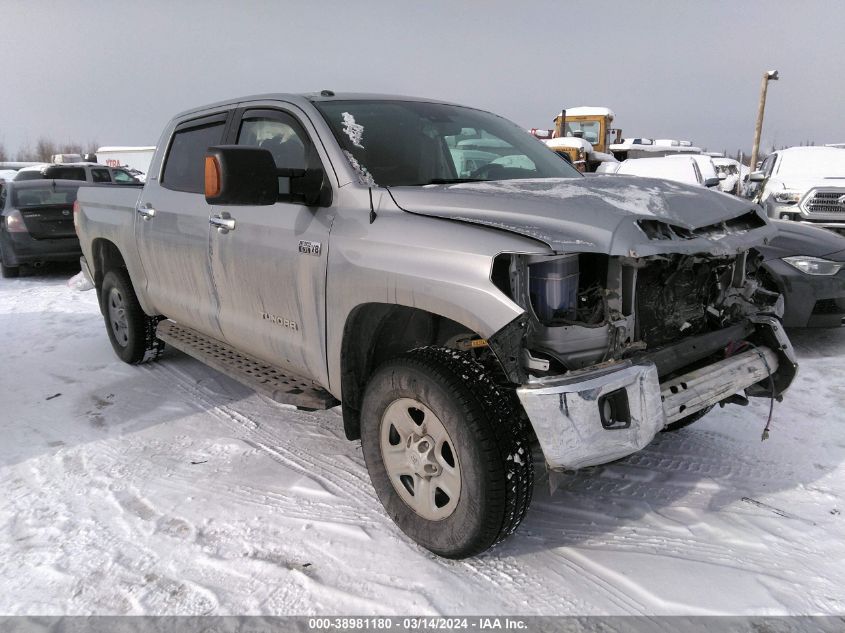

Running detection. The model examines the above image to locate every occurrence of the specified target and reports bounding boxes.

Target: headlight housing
[783,256,843,276]
[773,191,801,205]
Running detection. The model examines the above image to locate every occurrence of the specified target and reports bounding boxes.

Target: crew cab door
[209,105,335,386]
[135,112,230,339]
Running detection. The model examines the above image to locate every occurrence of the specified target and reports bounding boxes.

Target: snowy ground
[1,266,844,616]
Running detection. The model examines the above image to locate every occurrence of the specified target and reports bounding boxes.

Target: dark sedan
[0,179,82,278]
[756,220,845,327]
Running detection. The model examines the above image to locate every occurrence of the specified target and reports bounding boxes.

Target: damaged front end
[490,248,798,470]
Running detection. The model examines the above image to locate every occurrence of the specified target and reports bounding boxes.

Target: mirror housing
[204,145,329,207]
[704,177,720,188]
[749,171,766,182]
[205,146,279,206]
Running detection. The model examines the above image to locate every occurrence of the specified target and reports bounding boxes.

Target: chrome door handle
[136,204,156,220]
[210,215,236,233]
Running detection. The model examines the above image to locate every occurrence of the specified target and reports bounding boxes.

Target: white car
[712,157,741,194]
[750,146,845,232]
[14,162,140,184]
[664,154,721,186]
[614,156,719,187]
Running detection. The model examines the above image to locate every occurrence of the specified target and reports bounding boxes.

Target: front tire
[101,269,164,364]
[361,347,533,558]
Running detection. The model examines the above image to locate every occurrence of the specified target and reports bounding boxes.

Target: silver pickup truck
[75,92,797,558]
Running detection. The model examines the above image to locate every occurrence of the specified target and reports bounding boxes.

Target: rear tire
[361,346,533,558]
[101,268,164,364]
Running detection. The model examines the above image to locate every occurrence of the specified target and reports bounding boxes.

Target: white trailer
[95,146,156,174]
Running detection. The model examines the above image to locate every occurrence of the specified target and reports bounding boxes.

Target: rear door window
[112,169,137,183]
[45,166,86,180]
[162,114,228,193]
[91,169,111,183]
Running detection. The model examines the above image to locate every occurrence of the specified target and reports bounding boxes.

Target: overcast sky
[3,0,844,158]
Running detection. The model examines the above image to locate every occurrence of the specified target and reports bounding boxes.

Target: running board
[156,320,339,410]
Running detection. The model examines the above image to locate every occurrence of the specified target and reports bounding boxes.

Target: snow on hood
[767,175,845,193]
[387,176,774,257]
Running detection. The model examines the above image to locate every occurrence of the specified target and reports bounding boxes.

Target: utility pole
[749,70,779,173]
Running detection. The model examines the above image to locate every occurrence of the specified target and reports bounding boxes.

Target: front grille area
[813,298,845,315]
[635,256,725,348]
[806,191,845,215]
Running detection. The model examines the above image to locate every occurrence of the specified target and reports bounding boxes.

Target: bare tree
[15,143,40,162]
[35,137,58,162]
[0,143,7,162]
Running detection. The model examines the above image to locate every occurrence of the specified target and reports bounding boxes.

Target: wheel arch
[89,238,157,316]
[338,303,502,441]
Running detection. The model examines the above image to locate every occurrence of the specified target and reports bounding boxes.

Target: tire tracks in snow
[142,360,593,613]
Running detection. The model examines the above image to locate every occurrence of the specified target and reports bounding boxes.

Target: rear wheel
[361,347,533,558]
[101,269,164,364]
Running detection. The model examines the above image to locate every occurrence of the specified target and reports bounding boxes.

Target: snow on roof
[96,146,156,153]
[665,153,717,179]
[775,146,845,177]
[616,156,701,186]
[560,106,615,119]
[713,157,740,167]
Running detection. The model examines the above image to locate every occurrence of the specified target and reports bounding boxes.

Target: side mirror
[205,146,279,206]
[704,177,720,188]
[749,171,766,182]
[204,145,329,207]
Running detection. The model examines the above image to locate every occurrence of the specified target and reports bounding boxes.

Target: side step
[156,320,339,410]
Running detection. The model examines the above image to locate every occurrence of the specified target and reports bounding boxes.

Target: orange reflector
[204,156,221,198]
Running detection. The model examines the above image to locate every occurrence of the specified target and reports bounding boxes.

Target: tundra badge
[299,240,321,256]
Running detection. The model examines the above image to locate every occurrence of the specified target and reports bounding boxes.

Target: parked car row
[0,179,83,277]
[0,159,144,277]
[13,162,140,184]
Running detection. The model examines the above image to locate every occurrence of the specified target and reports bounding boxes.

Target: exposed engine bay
[494,250,785,381]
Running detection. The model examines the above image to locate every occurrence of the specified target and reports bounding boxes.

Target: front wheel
[360,347,533,558]
[100,269,164,364]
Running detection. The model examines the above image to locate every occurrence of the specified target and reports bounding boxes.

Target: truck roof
[174,92,466,120]
[561,106,615,119]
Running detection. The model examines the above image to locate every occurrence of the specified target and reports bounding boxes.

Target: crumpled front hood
[387,176,775,257]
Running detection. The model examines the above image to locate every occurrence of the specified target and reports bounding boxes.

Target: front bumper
[517,319,795,470]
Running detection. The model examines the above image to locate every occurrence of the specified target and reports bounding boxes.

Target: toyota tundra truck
[74,92,797,558]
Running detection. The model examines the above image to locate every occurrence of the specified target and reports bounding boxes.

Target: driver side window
[237,113,309,171]
[236,111,315,197]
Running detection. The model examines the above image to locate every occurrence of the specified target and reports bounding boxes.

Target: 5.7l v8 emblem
[298,240,321,256]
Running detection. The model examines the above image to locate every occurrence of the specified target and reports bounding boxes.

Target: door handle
[136,203,156,220]
[210,215,236,233]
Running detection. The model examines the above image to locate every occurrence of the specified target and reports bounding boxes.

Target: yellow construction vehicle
[532,107,622,172]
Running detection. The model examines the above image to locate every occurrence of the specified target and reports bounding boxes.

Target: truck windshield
[315,100,581,187]
[12,184,80,208]
[564,121,601,145]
